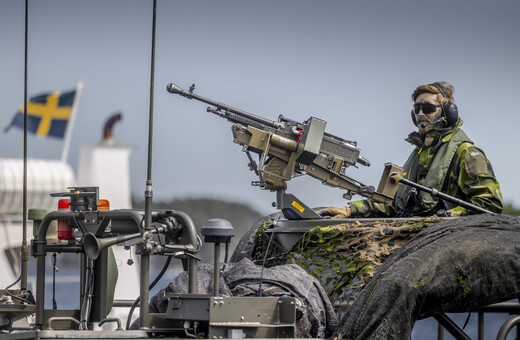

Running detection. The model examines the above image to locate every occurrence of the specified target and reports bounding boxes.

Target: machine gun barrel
[167,83,283,129]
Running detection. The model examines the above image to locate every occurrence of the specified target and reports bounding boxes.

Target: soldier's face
[414,92,443,134]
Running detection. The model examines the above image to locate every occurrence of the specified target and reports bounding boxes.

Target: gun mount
[167,83,397,219]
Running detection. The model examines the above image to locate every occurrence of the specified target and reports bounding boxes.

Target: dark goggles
[413,102,441,115]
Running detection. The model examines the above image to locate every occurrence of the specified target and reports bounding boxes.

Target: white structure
[76,141,139,314]
[0,158,76,214]
[0,158,76,287]
[77,143,133,209]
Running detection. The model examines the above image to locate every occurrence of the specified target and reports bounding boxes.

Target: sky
[1,0,520,215]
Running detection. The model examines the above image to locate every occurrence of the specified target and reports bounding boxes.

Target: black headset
[411,82,459,127]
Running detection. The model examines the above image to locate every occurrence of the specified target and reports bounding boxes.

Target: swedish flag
[5,89,77,138]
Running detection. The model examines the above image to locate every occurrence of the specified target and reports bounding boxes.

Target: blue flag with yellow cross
[5,89,77,138]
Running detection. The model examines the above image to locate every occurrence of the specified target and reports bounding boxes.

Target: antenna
[21,0,29,293]
[140,0,158,329]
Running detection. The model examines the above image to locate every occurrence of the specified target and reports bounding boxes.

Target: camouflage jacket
[350,121,503,217]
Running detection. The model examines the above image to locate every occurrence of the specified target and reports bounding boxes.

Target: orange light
[98,199,110,210]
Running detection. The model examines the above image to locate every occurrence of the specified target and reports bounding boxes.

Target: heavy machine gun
[167,83,396,219]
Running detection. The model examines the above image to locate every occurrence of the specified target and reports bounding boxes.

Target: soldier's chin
[418,124,430,134]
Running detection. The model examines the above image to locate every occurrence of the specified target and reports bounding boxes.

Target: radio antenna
[140,0,157,329]
[21,0,29,292]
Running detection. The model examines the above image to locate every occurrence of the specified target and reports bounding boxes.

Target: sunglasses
[413,102,441,115]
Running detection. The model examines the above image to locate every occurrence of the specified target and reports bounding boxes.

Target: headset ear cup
[411,109,418,126]
[443,103,459,126]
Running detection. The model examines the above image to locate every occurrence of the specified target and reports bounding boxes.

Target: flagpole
[60,81,83,163]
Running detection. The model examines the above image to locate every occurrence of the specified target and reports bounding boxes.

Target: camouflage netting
[231,213,442,321]
[336,214,520,340]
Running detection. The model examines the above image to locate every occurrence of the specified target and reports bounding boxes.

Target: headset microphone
[420,117,446,129]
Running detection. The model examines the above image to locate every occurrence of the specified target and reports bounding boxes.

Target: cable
[52,253,57,309]
[221,241,231,273]
[252,254,286,264]
[3,275,32,305]
[153,226,164,247]
[126,255,172,330]
[79,258,95,330]
[224,241,230,264]
[258,231,275,297]
[462,312,471,330]
[163,244,201,261]
[196,235,202,252]
[184,326,199,339]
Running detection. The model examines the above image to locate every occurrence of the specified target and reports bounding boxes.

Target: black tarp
[336,214,520,340]
[137,258,338,338]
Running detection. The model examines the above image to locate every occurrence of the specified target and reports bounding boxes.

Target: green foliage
[133,197,264,262]
[503,202,520,216]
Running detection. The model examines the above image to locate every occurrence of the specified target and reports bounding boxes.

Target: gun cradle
[232,124,296,190]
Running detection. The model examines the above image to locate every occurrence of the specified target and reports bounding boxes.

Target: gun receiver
[167,83,394,207]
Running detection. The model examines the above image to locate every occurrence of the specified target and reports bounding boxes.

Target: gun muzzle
[166,83,184,95]
[357,157,370,167]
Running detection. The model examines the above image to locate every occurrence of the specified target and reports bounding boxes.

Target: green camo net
[251,219,441,321]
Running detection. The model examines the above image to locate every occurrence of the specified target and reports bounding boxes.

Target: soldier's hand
[318,206,351,219]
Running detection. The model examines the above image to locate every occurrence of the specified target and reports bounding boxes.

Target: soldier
[322,82,503,218]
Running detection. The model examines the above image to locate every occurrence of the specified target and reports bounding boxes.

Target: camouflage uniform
[350,120,502,217]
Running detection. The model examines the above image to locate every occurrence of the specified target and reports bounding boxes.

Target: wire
[153,226,165,247]
[193,327,204,339]
[183,252,201,261]
[221,241,231,273]
[126,255,172,330]
[196,235,202,252]
[462,312,471,330]
[79,258,95,330]
[52,253,57,309]
[163,245,201,261]
[3,275,32,305]
[258,231,275,297]
[252,254,286,264]
[139,215,146,231]
[184,328,199,339]
[224,241,230,264]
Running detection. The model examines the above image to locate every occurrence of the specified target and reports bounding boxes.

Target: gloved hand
[317,206,351,219]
